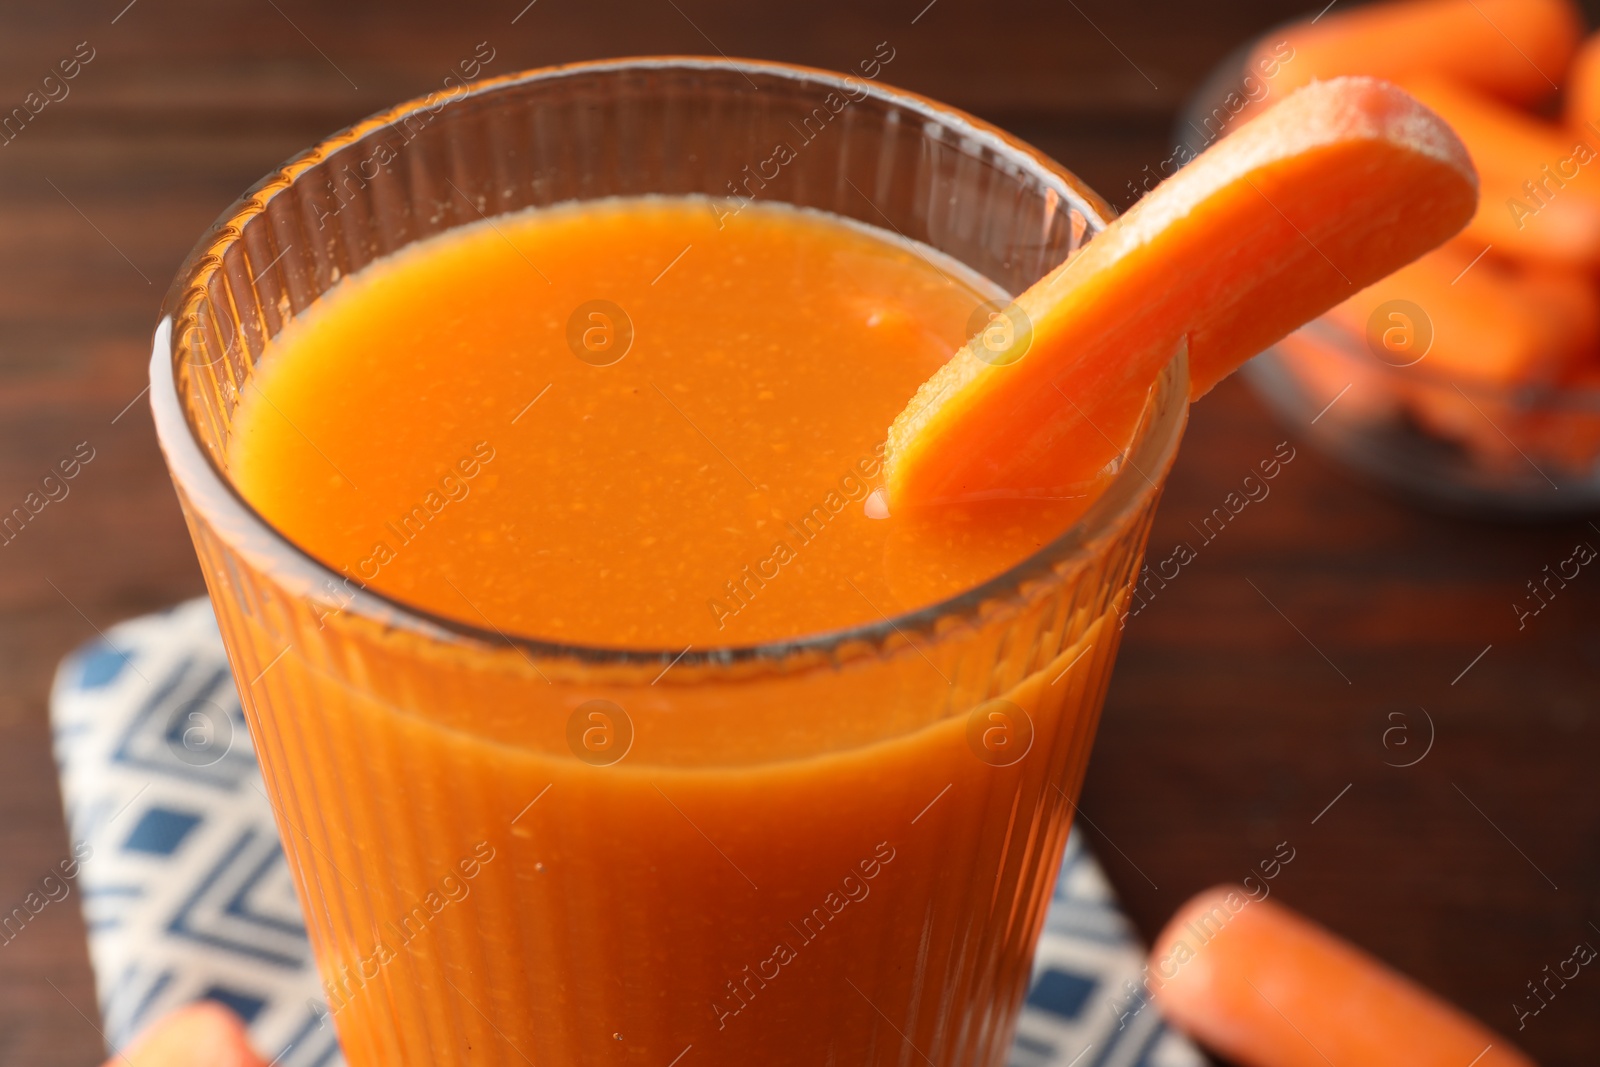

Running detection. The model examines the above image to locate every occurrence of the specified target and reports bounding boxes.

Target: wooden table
[1,0,1595,1062]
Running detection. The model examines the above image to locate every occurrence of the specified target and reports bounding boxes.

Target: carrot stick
[1524,361,1600,473]
[885,77,1477,508]
[1403,75,1600,267]
[1565,30,1600,131]
[1405,75,1580,162]
[1455,172,1600,267]
[1323,243,1600,388]
[1319,244,1596,465]
[1150,885,1536,1067]
[116,1002,267,1067]
[1273,327,1403,427]
[1489,260,1599,374]
[1255,0,1581,108]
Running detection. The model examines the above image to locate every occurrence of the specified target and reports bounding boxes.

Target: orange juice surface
[230,197,1094,647]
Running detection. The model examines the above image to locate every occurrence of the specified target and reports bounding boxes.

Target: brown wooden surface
[0,0,1596,1063]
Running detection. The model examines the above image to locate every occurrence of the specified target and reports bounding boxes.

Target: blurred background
[1,0,1597,1062]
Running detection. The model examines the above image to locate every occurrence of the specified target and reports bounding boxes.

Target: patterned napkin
[49,598,1202,1067]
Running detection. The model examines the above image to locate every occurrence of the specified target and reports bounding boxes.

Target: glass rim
[150,55,1189,670]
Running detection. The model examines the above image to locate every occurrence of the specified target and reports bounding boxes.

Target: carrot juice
[230,197,1101,645]
[152,60,1185,1067]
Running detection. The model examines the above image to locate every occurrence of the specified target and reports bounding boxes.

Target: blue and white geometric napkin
[50,597,1202,1067]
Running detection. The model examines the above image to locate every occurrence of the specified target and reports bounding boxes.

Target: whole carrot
[1256,0,1581,107]
[1347,248,1599,464]
[1565,30,1600,131]
[1274,327,1403,427]
[1403,75,1600,267]
[1323,243,1600,388]
[1150,886,1535,1067]
[113,1002,267,1067]
[1524,362,1600,473]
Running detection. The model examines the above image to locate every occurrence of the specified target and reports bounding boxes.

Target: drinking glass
[150,57,1188,1067]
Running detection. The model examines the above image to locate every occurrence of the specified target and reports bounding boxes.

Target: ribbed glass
[149,59,1188,1067]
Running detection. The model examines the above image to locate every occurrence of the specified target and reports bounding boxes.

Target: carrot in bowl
[1523,362,1600,473]
[1403,75,1600,268]
[1564,29,1600,131]
[1322,244,1598,465]
[1256,0,1581,108]
[1323,243,1600,389]
[1273,325,1405,427]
